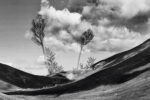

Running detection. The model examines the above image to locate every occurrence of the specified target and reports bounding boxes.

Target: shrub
[44,47,63,75]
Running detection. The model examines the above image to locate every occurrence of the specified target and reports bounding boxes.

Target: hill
[0,63,71,89]
[1,39,150,99]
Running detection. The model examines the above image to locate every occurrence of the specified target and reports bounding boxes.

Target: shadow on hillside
[0,63,71,89]
[2,39,150,95]
[115,68,150,84]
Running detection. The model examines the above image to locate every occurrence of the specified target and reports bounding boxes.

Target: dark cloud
[68,0,150,34]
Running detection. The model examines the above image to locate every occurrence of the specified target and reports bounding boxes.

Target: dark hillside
[3,39,150,96]
[0,63,71,89]
[92,39,150,70]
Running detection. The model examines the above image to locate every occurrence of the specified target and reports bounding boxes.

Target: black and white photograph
[0,0,150,99]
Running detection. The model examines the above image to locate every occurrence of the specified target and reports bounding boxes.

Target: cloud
[69,0,150,18]
[68,0,150,33]
[13,59,48,75]
[44,37,81,52]
[38,1,92,52]
[116,0,150,18]
[34,0,150,53]
[87,26,150,52]
[39,6,82,26]
[1,59,48,76]
[37,55,45,64]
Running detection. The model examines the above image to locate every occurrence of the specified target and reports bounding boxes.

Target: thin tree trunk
[41,40,46,64]
[41,44,45,55]
[41,38,45,55]
[77,45,83,69]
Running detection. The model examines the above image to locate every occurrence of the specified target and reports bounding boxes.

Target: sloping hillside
[8,71,150,100]
[1,39,150,100]
[92,38,150,70]
[0,80,18,93]
[0,63,71,89]
[3,39,150,96]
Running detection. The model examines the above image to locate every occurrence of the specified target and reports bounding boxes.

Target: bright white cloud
[88,26,149,52]
[115,0,150,18]
[39,6,81,26]
[36,0,150,53]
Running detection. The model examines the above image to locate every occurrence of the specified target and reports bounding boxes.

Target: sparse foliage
[80,29,94,46]
[44,47,63,75]
[30,15,63,75]
[31,15,46,53]
[77,29,94,69]
[80,57,96,70]
[30,15,94,75]
[72,57,96,77]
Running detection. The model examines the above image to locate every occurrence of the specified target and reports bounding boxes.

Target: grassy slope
[1,39,150,99]
[0,80,18,92]
[4,71,150,100]
[0,63,71,89]
[0,93,24,100]
[4,39,150,95]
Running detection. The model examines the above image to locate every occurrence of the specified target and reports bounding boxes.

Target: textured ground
[1,72,150,100]
[1,39,150,100]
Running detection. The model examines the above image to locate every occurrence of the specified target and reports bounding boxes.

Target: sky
[0,0,150,75]
[0,0,112,75]
[0,0,44,74]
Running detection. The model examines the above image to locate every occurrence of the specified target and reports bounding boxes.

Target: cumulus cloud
[44,37,82,52]
[70,0,150,18]
[68,0,150,32]
[35,0,150,53]
[38,1,92,52]
[115,0,150,18]
[37,55,45,64]
[87,26,150,52]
